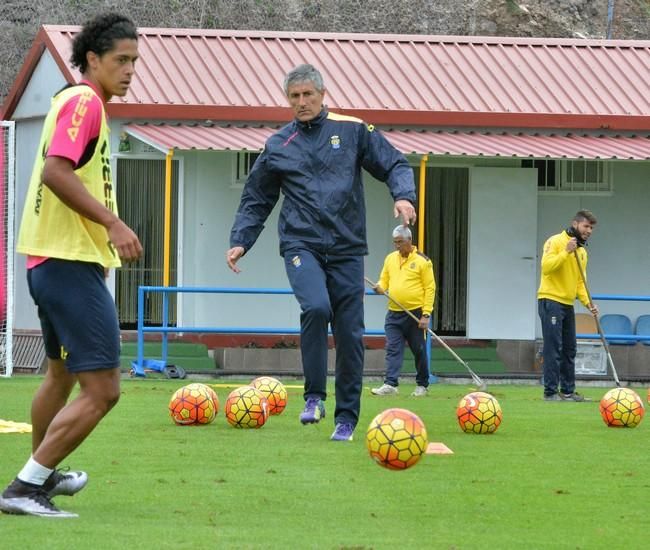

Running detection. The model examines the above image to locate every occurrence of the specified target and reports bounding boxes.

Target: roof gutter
[105,104,650,132]
[417,155,428,250]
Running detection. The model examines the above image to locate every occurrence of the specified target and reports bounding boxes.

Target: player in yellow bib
[0,13,142,518]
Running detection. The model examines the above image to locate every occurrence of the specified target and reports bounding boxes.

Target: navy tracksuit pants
[383,309,429,388]
[284,249,365,426]
[538,298,577,395]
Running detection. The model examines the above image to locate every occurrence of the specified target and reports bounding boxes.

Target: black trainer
[543,393,561,401]
[43,469,88,498]
[0,478,78,518]
[560,392,590,402]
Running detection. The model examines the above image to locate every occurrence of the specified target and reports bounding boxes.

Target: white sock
[17,456,54,486]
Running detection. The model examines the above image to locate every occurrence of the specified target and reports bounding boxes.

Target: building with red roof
[3,27,650,372]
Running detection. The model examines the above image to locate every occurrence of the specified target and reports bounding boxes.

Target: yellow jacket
[537,230,590,306]
[17,85,120,267]
[378,246,435,314]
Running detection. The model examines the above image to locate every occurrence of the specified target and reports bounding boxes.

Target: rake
[364,277,488,392]
[574,252,622,387]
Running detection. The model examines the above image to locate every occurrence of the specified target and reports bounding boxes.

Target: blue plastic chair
[599,314,635,345]
[634,314,650,346]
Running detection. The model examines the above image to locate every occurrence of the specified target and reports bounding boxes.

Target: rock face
[479,0,648,40]
[1,0,647,106]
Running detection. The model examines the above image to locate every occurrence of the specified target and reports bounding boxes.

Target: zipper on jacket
[301,119,331,252]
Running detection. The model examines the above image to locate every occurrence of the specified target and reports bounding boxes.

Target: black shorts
[27,259,120,373]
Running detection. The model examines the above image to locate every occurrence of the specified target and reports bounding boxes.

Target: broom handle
[573,252,621,386]
[364,276,485,388]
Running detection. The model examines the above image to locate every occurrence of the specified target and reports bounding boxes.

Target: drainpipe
[417,154,436,384]
[163,148,174,287]
[607,0,615,39]
[417,154,428,248]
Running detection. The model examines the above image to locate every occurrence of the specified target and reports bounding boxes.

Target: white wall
[362,175,401,331]
[536,161,650,336]
[13,49,85,328]
[13,117,137,330]
[175,149,398,333]
[13,120,46,330]
[176,153,650,339]
[177,150,295,331]
[11,114,650,338]
[13,50,67,120]
[467,167,538,339]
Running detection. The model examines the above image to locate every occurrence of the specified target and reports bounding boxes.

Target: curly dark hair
[70,13,137,73]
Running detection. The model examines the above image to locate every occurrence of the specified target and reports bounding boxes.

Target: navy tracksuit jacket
[230,108,415,425]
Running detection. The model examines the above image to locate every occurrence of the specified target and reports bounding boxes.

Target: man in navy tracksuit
[226,63,416,441]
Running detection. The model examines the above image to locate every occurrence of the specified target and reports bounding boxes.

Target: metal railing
[135,285,400,374]
[135,286,650,375]
[576,294,650,342]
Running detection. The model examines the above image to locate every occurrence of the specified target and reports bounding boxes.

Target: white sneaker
[371,384,398,396]
[44,469,88,498]
[411,386,428,397]
[0,479,78,518]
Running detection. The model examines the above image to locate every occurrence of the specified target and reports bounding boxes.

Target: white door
[467,167,538,339]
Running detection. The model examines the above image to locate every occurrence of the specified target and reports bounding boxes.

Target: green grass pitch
[0,377,647,549]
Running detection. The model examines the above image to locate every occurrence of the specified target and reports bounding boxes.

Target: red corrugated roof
[124,123,650,160]
[385,129,650,159]
[125,124,277,152]
[3,27,649,131]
